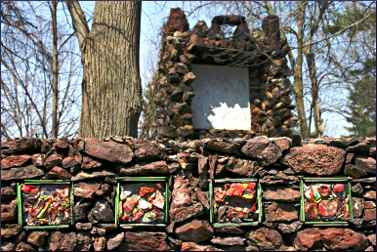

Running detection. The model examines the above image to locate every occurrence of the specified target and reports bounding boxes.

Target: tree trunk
[66,0,142,138]
[293,2,309,139]
[305,50,323,137]
[51,0,59,138]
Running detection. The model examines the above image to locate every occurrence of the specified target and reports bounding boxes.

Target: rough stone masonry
[0,135,375,251]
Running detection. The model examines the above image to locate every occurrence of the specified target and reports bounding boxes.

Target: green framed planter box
[115,177,170,228]
[209,178,262,228]
[300,177,353,226]
[17,180,73,230]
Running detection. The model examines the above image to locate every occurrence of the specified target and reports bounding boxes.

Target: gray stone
[88,201,114,224]
[277,221,302,234]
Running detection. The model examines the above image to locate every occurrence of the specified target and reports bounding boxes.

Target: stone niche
[147,8,296,139]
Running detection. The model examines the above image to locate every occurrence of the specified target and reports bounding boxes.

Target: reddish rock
[321,228,368,250]
[263,187,300,202]
[49,231,63,251]
[84,139,133,164]
[260,171,298,185]
[1,242,15,251]
[207,140,241,155]
[0,199,16,221]
[222,157,258,177]
[364,208,376,222]
[352,197,365,218]
[134,142,162,161]
[1,138,41,155]
[47,166,71,179]
[171,176,193,208]
[170,203,204,223]
[181,242,223,251]
[197,155,208,188]
[176,220,213,242]
[271,137,291,152]
[1,165,44,180]
[74,183,101,198]
[62,155,81,169]
[94,237,107,251]
[241,136,282,166]
[107,232,124,250]
[294,228,368,251]
[15,242,35,251]
[120,161,168,175]
[248,227,283,250]
[283,144,345,175]
[71,171,115,181]
[368,234,376,246]
[44,154,63,169]
[27,231,49,247]
[164,8,189,34]
[364,201,376,209]
[294,228,322,250]
[31,154,44,167]
[215,226,245,235]
[347,142,370,155]
[211,237,246,246]
[1,224,21,238]
[76,233,91,251]
[364,191,376,200]
[1,186,16,199]
[53,139,70,151]
[345,153,354,164]
[196,189,209,209]
[125,231,170,251]
[265,202,298,222]
[81,156,102,169]
[1,155,30,169]
[370,147,376,157]
[355,157,376,174]
[60,232,77,251]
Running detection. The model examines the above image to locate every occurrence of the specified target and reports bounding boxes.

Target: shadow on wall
[191,64,251,130]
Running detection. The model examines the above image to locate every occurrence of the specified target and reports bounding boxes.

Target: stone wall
[1,136,375,251]
[144,8,295,139]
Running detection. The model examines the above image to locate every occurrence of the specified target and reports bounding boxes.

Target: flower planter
[300,177,354,226]
[17,180,73,230]
[115,177,170,227]
[209,178,262,227]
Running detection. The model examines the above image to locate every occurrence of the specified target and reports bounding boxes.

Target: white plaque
[191,64,251,130]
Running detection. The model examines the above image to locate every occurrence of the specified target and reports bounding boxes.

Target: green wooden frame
[115,176,170,228]
[17,180,73,230]
[299,177,353,226]
[209,178,262,227]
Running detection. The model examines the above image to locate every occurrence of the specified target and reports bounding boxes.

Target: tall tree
[66,0,142,138]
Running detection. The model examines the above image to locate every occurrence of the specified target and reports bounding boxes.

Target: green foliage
[345,58,376,137]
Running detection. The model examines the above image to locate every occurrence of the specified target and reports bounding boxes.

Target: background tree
[1,1,81,139]
[65,0,142,138]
